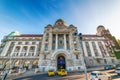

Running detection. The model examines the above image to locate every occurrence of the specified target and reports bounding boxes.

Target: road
[12,69,120,80]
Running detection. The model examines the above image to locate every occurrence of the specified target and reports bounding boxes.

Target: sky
[0,0,120,41]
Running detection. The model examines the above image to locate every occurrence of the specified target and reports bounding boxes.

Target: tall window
[52,34,56,50]
[46,33,49,37]
[58,34,64,49]
[44,55,46,60]
[66,34,70,50]
[45,44,48,51]
[98,42,106,57]
[74,44,77,50]
[30,46,35,52]
[76,55,79,59]
[85,42,91,56]
[92,42,99,56]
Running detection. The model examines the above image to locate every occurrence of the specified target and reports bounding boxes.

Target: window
[45,39,48,42]
[59,40,63,44]
[76,55,79,59]
[46,33,49,37]
[44,55,46,59]
[98,42,106,56]
[74,44,77,49]
[85,42,91,56]
[30,47,35,52]
[11,42,15,45]
[32,42,36,44]
[92,42,98,56]
[53,40,55,43]
[45,44,48,51]
[25,42,29,45]
[18,42,22,44]
[96,59,100,63]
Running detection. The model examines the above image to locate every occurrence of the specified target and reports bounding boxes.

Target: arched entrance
[57,55,66,70]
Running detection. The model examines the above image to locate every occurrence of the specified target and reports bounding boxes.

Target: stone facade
[0,19,119,72]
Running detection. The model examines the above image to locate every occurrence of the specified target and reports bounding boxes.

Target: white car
[116,67,120,75]
[90,71,111,80]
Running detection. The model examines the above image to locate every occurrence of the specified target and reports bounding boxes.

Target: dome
[8,31,20,37]
[97,25,105,31]
[54,19,67,26]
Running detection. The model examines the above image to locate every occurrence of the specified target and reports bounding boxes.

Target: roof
[17,34,43,37]
[82,34,102,37]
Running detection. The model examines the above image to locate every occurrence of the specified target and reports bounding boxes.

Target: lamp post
[78,33,88,80]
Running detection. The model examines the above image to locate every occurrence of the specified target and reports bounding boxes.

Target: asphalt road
[13,69,120,80]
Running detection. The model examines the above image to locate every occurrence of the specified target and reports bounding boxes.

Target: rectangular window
[74,44,77,49]
[45,44,48,51]
[85,42,92,56]
[92,42,98,56]
[76,55,79,59]
[44,55,46,60]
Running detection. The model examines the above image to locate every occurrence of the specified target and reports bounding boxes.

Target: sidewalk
[7,66,104,80]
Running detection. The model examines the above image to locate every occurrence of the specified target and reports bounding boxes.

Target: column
[11,45,16,56]
[55,34,58,49]
[34,45,37,56]
[18,46,23,56]
[64,34,67,49]
[69,33,72,50]
[26,46,30,56]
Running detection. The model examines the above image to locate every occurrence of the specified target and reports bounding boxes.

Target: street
[12,69,120,80]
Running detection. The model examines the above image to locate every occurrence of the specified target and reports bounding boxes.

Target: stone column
[55,34,58,49]
[26,46,30,56]
[1,41,11,56]
[34,45,37,56]
[18,46,23,56]
[64,34,67,49]
[69,33,73,50]
[49,33,52,51]
[11,45,16,56]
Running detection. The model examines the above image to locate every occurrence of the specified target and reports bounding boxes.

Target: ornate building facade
[0,19,119,71]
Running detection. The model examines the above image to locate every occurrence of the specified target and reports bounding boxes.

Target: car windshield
[49,70,53,72]
[91,73,97,76]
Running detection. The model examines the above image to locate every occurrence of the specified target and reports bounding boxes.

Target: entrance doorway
[57,55,66,70]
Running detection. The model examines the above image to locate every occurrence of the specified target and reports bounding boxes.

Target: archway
[57,55,66,70]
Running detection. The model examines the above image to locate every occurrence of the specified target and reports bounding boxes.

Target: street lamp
[78,33,88,80]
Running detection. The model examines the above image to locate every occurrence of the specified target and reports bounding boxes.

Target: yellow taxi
[47,70,55,76]
[57,69,67,76]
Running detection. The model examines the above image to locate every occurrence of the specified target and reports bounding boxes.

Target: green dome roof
[8,31,20,37]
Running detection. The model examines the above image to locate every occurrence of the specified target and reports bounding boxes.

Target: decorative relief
[76,60,82,65]
[67,59,74,67]
[40,60,48,66]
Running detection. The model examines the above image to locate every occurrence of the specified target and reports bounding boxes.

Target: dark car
[115,64,120,68]
[104,65,115,70]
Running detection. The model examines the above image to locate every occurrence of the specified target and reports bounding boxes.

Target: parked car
[115,64,120,68]
[90,71,112,80]
[57,69,67,76]
[104,65,115,70]
[47,70,55,76]
[115,67,120,75]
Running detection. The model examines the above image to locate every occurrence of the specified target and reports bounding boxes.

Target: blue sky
[0,0,120,41]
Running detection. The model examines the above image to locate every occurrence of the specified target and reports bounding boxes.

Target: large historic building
[0,19,119,71]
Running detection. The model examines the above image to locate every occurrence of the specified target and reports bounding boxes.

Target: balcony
[73,49,80,55]
[44,51,49,55]
[93,56,103,59]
